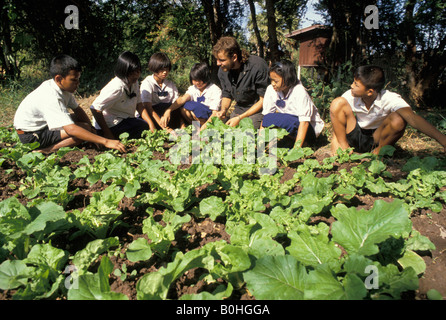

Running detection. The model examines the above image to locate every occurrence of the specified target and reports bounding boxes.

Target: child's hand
[160,109,171,128]
[216,110,227,120]
[104,139,126,153]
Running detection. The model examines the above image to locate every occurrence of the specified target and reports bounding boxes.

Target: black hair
[269,60,300,88]
[114,51,141,81]
[354,65,385,92]
[49,54,81,78]
[189,62,211,84]
[148,52,172,73]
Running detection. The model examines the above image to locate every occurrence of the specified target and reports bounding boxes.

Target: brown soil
[0,125,445,300]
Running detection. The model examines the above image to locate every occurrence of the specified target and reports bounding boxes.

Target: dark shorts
[17,126,62,149]
[100,117,150,140]
[184,101,212,119]
[153,103,183,129]
[229,105,263,130]
[262,113,315,142]
[346,122,377,153]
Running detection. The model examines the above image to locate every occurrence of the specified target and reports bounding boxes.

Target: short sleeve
[91,86,122,111]
[44,95,75,130]
[140,78,153,104]
[262,85,277,115]
[205,84,222,111]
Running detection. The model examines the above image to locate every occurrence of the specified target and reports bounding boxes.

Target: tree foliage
[315,0,445,108]
[1,0,444,108]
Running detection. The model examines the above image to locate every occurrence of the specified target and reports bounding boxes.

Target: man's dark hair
[269,60,300,88]
[148,52,172,73]
[115,51,141,81]
[354,65,385,92]
[49,54,81,78]
[189,62,211,84]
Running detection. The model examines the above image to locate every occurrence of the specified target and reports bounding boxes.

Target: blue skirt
[262,113,300,136]
[184,101,212,119]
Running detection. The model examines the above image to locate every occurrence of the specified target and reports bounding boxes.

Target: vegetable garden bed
[0,118,445,300]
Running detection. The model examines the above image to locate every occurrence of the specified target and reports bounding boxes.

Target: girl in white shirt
[261,60,324,147]
[161,62,222,128]
[140,53,181,133]
[91,51,155,140]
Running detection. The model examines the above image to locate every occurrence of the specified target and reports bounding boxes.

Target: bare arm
[216,97,232,120]
[72,106,93,127]
[90,108,115,140]
[397,107,446,152]
[63,123,126,152]
[295,121,309,148]
[160,94,191,128]
[136,103,156,132]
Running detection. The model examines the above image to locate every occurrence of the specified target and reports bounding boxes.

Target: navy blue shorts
[262,113,316,142]
[17,126,62,148]
[184,101,212,119]
[346,122,377,153]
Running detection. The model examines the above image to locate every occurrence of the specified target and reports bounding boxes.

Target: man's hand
[226,115,241,127]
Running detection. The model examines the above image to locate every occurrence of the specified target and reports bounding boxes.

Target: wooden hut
[285,24,331,79]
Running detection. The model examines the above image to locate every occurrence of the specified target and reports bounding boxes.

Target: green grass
[0,61,48,128]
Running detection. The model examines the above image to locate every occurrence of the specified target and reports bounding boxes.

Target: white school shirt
[185,83,222,111]
[341,89,411,130]
[140,75,179,105]
[14,79,78,132]
[262,84,325,137]
[91,77,142,129]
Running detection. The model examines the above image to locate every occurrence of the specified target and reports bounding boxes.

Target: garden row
[0,118,445,300]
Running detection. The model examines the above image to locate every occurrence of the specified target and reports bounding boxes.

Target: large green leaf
[0,260,30,290]
[331,200,412,256]
[126,238,153,262]
[67,256,128,300]
[304,264,367,300]
[286,224,341,268]
[243,255,307,300]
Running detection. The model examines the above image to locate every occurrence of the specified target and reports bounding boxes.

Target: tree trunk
[201,0,223,85]
[265,0,279,63]
[401,0,446,107]
[0,0,18,80]
[247,0,264,58]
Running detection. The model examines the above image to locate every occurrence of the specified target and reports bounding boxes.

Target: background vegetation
[0,0,445,128]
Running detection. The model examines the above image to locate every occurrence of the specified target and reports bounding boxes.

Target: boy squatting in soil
[330,65,446,156]
[13,54,126,154]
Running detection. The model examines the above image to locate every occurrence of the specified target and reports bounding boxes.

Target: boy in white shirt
[330,65,446,155]
[13,55,126,154]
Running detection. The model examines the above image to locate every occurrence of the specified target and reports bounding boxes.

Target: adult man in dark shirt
[212,36,269,129]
